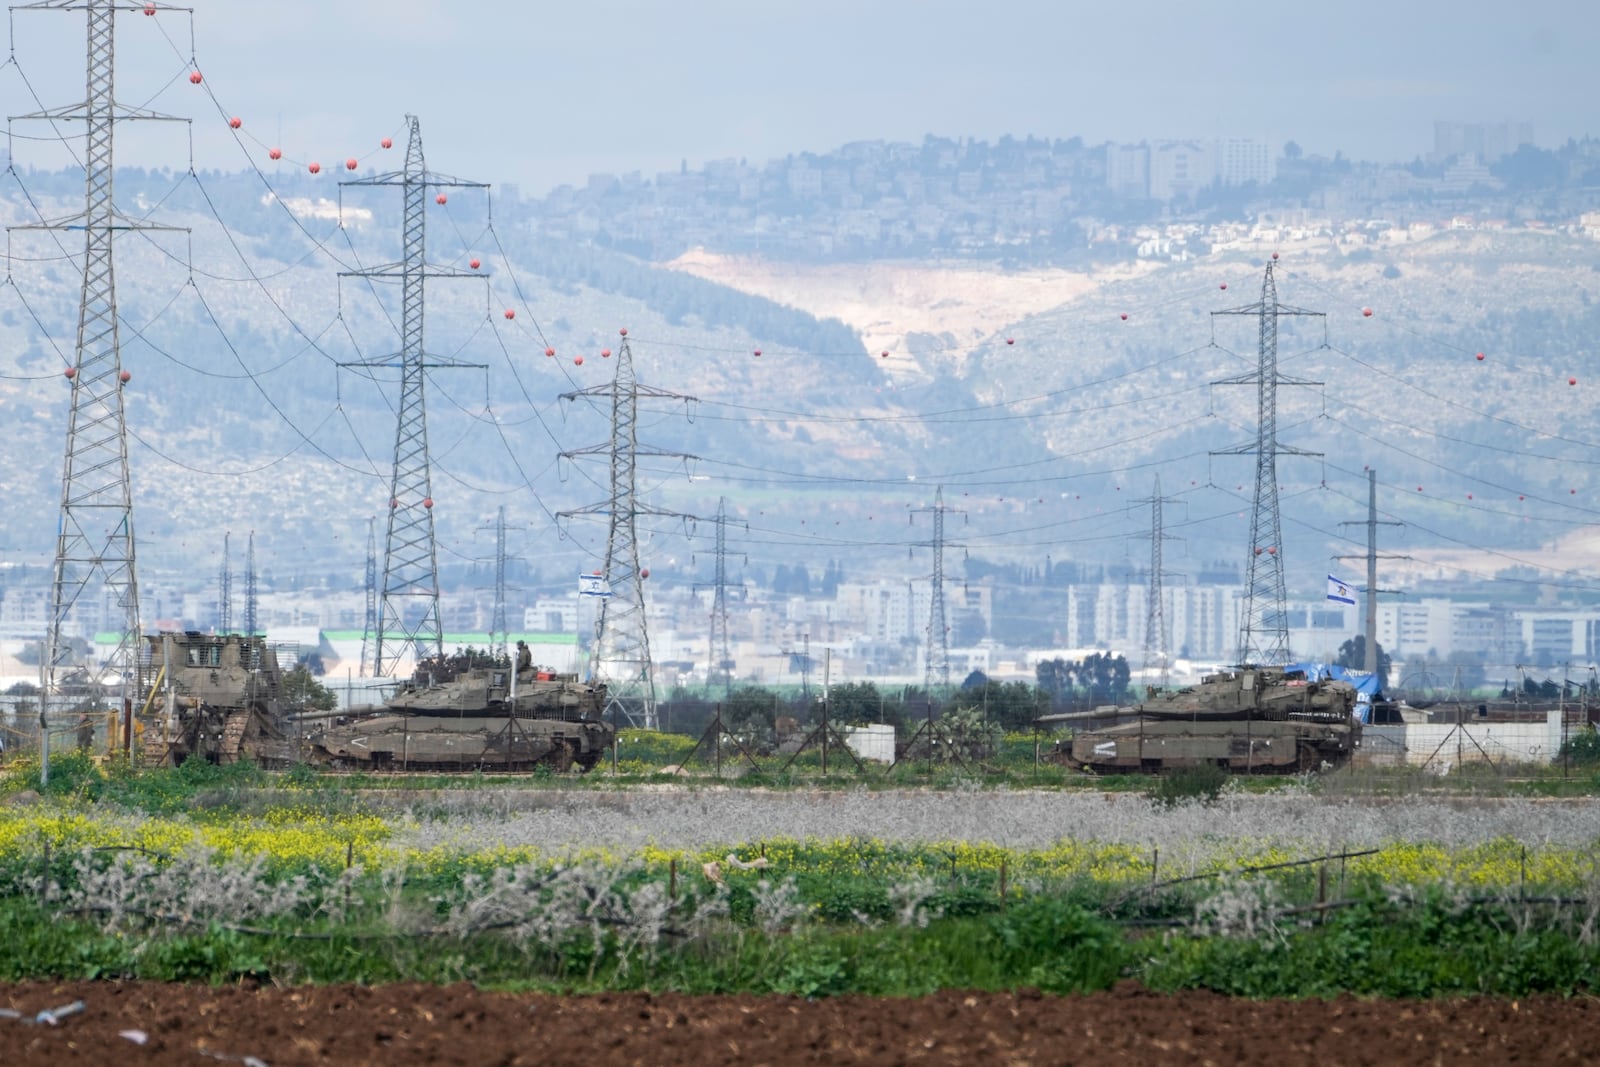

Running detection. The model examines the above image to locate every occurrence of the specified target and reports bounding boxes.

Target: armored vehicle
[138,632,296,767]
[1040,666,1360,774]
[296,653,612,772]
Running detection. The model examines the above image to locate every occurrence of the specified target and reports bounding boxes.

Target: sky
[4,0,1597,195]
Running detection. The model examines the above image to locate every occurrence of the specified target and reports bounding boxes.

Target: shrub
[1148,763,1229,807]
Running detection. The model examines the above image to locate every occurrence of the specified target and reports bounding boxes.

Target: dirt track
[2,981,1597,1065]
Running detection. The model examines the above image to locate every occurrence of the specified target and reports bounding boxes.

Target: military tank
[294,652,613,773]
[137,632,297,767]
[1040,666,1361,774]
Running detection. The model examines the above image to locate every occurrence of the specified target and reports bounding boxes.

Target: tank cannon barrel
[288,705,382,722]
[1034,707,1134,726]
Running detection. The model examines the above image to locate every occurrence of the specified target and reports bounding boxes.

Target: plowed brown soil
[2,981,1597,1065]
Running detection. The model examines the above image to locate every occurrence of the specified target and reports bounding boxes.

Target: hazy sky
[5,0,1596,195]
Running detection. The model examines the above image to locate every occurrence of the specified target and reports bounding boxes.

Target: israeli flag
[578,572,612,598]
[1326,574,1356,606]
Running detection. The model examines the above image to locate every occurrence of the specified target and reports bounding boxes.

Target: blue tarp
[1286,662,1383,723]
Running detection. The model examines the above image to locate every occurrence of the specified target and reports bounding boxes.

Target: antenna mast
[705,497,745,696]
[1210,259,1324,665]
[359,518,377,675]
[1140,475,1180,689]
[488,505,509,661]
[339,115,487,676]
[217,531,232,635]
[242,531,257,637]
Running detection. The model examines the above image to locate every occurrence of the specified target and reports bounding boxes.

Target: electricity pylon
[1139,475,1181,689]
[912,487,963,695]
[558,334,699,728]
[15,0,185,782]
[1211,259,1323,666]
[339,115,486,676]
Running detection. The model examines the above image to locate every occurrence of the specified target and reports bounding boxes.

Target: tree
[282,664,336,711]
[1334,636,1391,690]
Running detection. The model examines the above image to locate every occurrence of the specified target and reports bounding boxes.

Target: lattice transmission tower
[912,487,963,695]
[18,0,185,774]
[217,531,232,634]
[1210,259,1324,665]
[339,115,486,676]
[1139,475,1181,689]
[558,334,699,728]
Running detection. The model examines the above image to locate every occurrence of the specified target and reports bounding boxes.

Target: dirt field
[2,981,1596,1065]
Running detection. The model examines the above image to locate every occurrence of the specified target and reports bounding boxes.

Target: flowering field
[1,756,1599,996]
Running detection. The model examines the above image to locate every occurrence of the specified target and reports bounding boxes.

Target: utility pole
[16,0,184,782]
[1139,475,1181,689]
[558,333,700,728]
[1337,468,1404,677]
[217,531,232,635]
[339,115,487,676]
[912,487,964,695]
[359,518,376,677]
[1211,258,1324,665]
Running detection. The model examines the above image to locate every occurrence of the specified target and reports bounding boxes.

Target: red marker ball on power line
[189,70,202,85]
[269,147,281,160]
[469,258,480,270]
[229,117,241,129]
[753,349,761,357]
[381,137,393,149]
[619,328,628,336]
[1476,352,1485,361]
[574,356,584,366]
[1362,307,1373,317]
[436,194,447,205]
[308,161,321,174]
[504,309,515,320]
[63,367,76,380]
[119,370,130,383]
[601,349,611,358]
[1219,282,1228,290]
[544,347,555,357]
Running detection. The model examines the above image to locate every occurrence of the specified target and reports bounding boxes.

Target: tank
[1040,666,1361,774]
[298,652,613,772]
[138,632,296,767]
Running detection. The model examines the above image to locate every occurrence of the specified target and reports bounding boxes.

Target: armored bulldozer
[138,632,297,767]
[295,653,613,772]
[1040,666,1360,774]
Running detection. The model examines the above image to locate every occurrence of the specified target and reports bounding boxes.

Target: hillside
[2,166,1598,604]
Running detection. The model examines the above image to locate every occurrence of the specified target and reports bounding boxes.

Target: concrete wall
[1358,712,1565,770]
